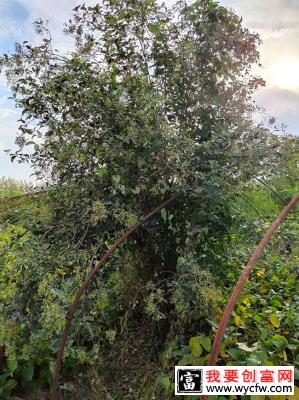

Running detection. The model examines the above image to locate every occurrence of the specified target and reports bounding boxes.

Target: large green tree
[1,0,283,237]
[0,0,293,397]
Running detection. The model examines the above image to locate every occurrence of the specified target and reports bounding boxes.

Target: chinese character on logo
[177,369,203,394]
[223,369,239,383]
[278,369,293,383]
[242,369,256,383]
[206,369,221,383]
[260,370,274,383]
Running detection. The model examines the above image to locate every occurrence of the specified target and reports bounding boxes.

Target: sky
[0,0,299,181]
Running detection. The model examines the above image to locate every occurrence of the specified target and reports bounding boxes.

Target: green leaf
[22,362,34,382]
[271,298,283,308]
[206,319,218,329]
[120,185,126,195]
[199,336,212,352]
[270,313,280,328]
[3,379,17,391]
[234,315,243,327]
[158,376,171,391]
[189,337,203,357]
[132,186,140,194]
[148,23,160,35]
[7,360,18,374]
[96,166,107,177]
[192,356,208,366]
[161,208,167,222]
[247,357,261,366]
[226,348,242,360]
[179,354,195,366]
[207,1,218,11]
[272,334,288,350]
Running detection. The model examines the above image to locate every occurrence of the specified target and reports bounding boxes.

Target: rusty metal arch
[201,195,299,400]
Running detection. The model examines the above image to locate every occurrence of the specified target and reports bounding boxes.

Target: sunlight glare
[272,58,299,90]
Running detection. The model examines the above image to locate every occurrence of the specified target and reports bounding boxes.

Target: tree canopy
[0,1,297,399]
[1,0,285,241]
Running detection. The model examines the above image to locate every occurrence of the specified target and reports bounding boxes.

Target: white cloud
[0,17,19,40]
[0,107,18,149]
[220,0,299,135]
[0,105,33,180]
[221,0,299,30]
[255,87,299,115]
[0,0,91,180]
